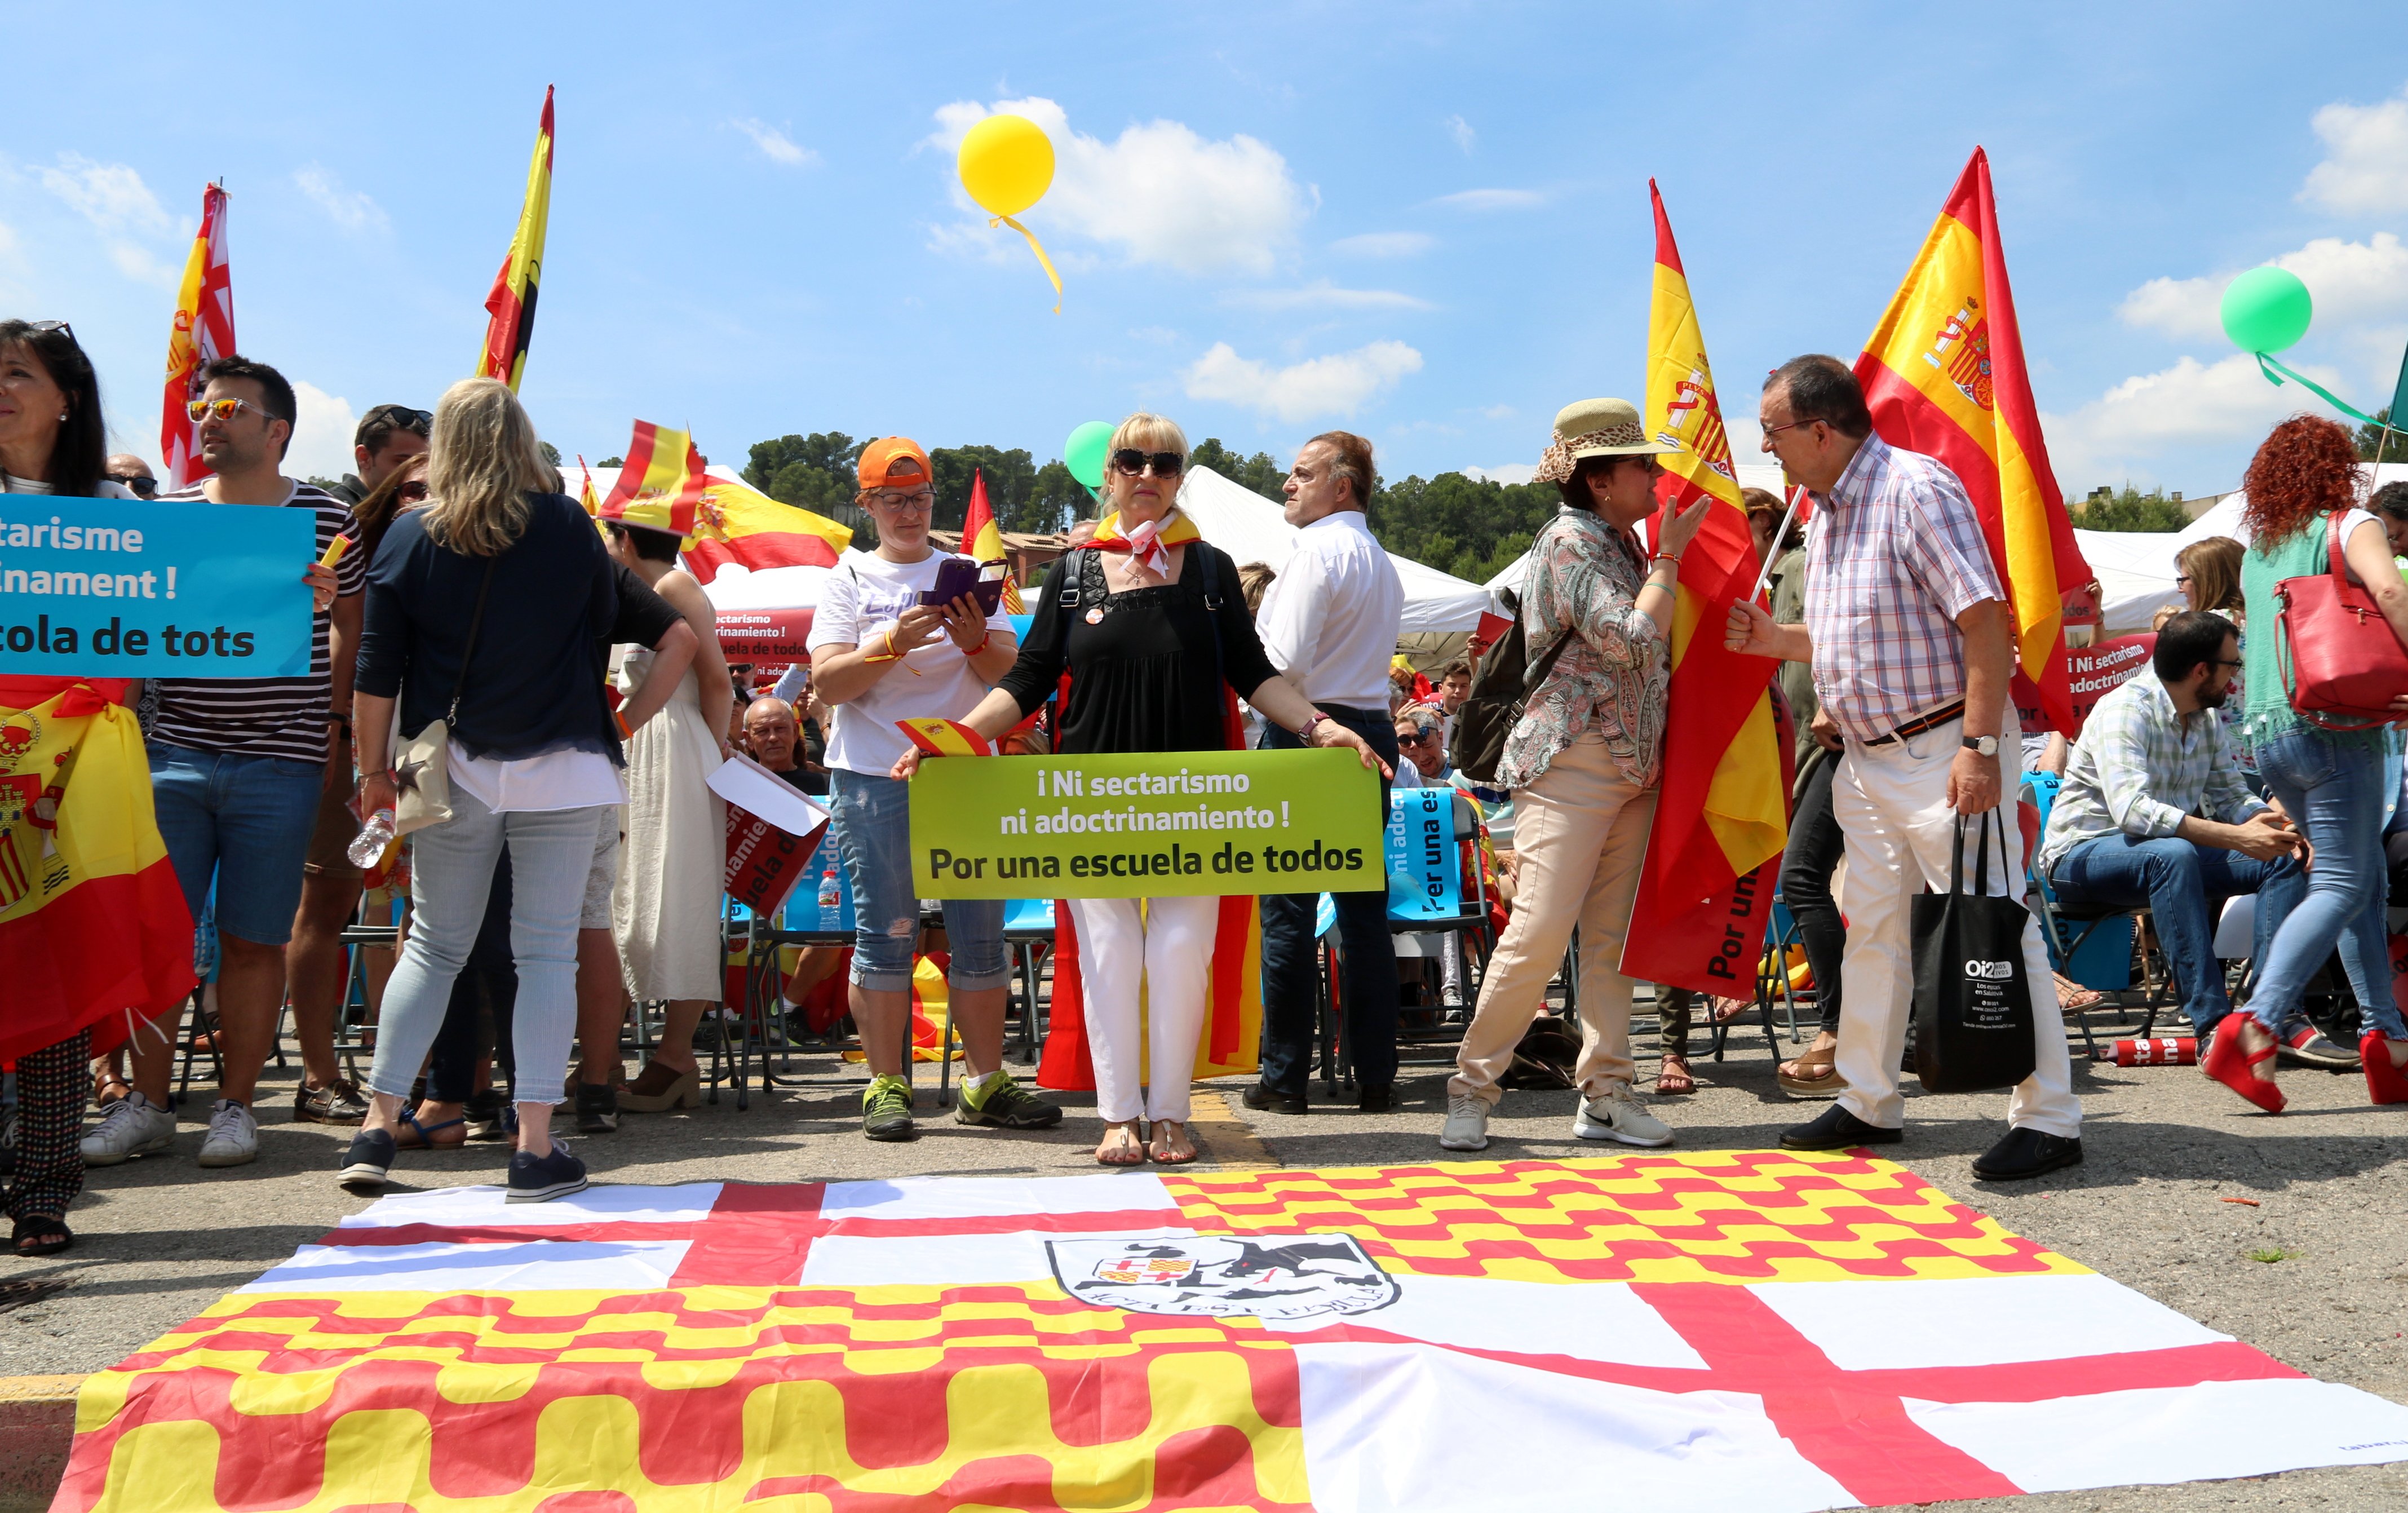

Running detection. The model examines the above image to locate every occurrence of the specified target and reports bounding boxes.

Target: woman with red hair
[2216,415,2408,1110]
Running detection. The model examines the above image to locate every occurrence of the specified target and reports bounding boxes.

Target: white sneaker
[79,1091,177,1165]
[1572,1083,1674,1147]
[197,1099,259,1167]
[1438,1094,1491,1152]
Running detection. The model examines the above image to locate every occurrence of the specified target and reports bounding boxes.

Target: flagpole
[1747,489,1804,602]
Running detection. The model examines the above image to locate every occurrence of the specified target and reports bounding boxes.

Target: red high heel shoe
[2361,1032,2408,1106]
[2202,1015,2285,1113]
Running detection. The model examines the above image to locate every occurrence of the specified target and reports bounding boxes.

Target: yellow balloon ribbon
[993,213,1063,313]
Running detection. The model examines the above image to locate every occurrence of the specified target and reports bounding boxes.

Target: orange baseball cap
[857,436,933,492]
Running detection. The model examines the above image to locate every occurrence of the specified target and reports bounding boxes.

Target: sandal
[2203,1014,2285,1113]
[392,1109,467,1151]
[12,1213,72,1258]
[1709,996,1752,1025]
[1148,1120,1198,1166]
[2052,972,2108,1012]
[1654,1055,1695,1096]
[1777,1038,1844,1099]
[1096,1121,1147,1167]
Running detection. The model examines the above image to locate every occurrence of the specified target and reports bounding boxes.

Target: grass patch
[2247,1246,2301,1264]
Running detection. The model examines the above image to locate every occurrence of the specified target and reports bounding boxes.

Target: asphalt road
[7,1019,2406,1512]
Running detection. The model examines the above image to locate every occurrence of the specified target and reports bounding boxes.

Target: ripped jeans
[829,767,1009,994]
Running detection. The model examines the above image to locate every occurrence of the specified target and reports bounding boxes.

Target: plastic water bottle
[816,862,842,927]
[347,808,397,869]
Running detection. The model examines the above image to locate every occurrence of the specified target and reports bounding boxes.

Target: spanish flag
[1622,182,1788,996]
[474,86,554,393]
[682,468,852,586]
[598,420,709,537]
[897,719,993,758]
[1855,148,2090,733]
[160,181,234,490]
[0,686,197,1063]
[961,467,1025,613]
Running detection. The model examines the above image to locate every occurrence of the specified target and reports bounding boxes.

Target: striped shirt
[149,480,365,764]
[1801,433,2004,743]
[2037,674,2267,875]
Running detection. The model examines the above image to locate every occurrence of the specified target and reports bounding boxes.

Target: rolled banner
[2100,1037,2197,1067]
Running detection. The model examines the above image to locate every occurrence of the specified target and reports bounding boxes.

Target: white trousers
[1832,715,2080,1138]
[1065,895,1220,1124]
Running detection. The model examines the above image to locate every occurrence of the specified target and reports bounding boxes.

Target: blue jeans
[830,767,1007,994]
[426,848,516,1103]
[147,741,325,945]
[367,794,606,1107]
[2049,833,2298,1037]
[2247,730,2407,1039]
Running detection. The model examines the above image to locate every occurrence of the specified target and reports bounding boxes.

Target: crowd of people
[5,312,2405,1259]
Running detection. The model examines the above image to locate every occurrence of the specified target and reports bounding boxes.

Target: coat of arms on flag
[54,1152,2408,1511]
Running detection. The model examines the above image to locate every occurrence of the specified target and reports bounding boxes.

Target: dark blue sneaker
[338,1127,396,1195]
[506,1141,588,1203]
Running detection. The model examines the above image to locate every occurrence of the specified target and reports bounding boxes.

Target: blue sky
[6,3,2406,501]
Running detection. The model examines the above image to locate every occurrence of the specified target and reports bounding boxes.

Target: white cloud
[2119,232,2408,340]
[1442,114,1476,154]
[107,243,178,287]
[2301,82,2408,215]
[1220,280,1432,312]
[1330,231,1433,258]
[1462,463,1537,485]
[1126,325,1180,344]
[928,97,1308,276]
[731,118,817,167]
[1477,404,1515,420]
[293,165,388,233]
[34,153,172,238]
[1183,339,1422,423]
[1429,188,1544,211]
[2039,352,2352,493]
[286,382,360,483]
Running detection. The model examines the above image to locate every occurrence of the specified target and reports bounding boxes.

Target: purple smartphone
[918,555,1005,614]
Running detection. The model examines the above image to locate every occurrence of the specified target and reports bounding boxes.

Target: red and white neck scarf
[1091,509,1201,578]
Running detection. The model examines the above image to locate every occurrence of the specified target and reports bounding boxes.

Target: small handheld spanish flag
[318,533,352,569]
[898,719,992,758]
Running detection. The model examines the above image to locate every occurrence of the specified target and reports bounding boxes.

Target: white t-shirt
[807,547,1014,777]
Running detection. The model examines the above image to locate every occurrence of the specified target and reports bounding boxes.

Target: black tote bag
[1910,812,2039,1094]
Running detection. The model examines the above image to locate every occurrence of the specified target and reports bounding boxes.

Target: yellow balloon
[958,114,1055,219]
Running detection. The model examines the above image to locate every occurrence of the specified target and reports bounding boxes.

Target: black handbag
[1910,812,2039,1094]
[1448,527,1578,784]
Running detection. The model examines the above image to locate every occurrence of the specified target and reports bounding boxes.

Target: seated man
[2036,610,2305,1043]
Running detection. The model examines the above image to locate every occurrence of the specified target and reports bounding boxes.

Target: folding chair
[2020,773,2168,1056]
[1001,897,1056,1066]
[720,831,857,1109]
[1706,894,1809,1064]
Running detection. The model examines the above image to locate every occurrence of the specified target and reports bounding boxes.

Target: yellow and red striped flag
[962,467,1025,613]
[473,86,554,392]
[160,182,233,489]
[683,467,852,585]
[898,718,993,758]
[1622,182,1789,996]
[1855,148,2091,733]
[574,454,601,516]
[598,419,709,538]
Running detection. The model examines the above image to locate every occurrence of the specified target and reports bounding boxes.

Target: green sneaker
[955,1071,1064,1130]
[862,1075,918,1142]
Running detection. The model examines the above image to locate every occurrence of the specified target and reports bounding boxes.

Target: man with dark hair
[329,404,432,508]
[1436,658,1472,751]
[2037,610,2307,1046]
[1250,430,1405,1114]
[83,355,366,1170]
[1726,355,2082,1180]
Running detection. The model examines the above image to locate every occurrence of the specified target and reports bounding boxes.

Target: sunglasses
[29,319,75,342]
[187,396,287,425]
[396,480,430,503]
[1111,449,1184,478]
[108,472,159,498]
[366,404,433,434]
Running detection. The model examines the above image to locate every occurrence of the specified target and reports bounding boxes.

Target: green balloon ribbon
[2256,352,2382,427]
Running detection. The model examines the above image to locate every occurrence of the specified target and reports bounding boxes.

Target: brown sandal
[1654,1055,1696,1096]
[1777,1039,1843,1099]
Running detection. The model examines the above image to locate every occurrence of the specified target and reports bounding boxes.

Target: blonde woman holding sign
[897,413,1384,1166]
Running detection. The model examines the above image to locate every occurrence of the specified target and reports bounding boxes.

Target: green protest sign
[908,748,1383,899]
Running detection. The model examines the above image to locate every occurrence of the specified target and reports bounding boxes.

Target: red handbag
[2273,509,2408,729]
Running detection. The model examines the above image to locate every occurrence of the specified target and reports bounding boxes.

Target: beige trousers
[1450,735,1657,1105]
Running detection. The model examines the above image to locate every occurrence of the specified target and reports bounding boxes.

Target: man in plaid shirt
[1726,356,2082,1182]
[2038,611,2312,1047]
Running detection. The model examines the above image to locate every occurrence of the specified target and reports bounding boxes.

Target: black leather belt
[1864,700,1965,747]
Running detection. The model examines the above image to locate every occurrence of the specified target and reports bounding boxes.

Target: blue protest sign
[0,495,314,678]
[1386,786,1460,922]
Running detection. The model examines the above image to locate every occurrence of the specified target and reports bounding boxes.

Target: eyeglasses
[1111,449,1185,478]
[871,489,935,514]
[2175,574,2194,586]
[2211,658,2245,670]
[1397,727,1439,744]
[396,481,430,503]
[187,396,287,425]
[108,472,159,498]
[1760,417,1825,441]
[364,404,432,435]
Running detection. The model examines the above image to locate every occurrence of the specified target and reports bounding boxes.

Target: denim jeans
[1259,705,1402,1095]
[829,767,1007,994]
[147,741,325,945]
[367,793,607,1107]
[426,846,517,1103]
[2247,729,2407,1039]
[1778,748,1847,1036]
[2049,832,2298,1037]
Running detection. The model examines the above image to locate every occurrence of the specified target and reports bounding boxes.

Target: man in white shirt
[1249,431,1407,1114]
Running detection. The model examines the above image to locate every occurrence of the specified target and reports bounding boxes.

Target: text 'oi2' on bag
[1910,811,2039,1095]
[2273,508,2408,731]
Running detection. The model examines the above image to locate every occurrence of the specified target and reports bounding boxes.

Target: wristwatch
[1962,734,2000,757]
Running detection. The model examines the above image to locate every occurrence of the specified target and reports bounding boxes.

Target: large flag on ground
[0,685,196,1063]
[961,467,1026,613]
[159,182,233,490]
[1856,147,2091,733]
[55,1151,2408,1511]
[1623,182,1788,995]
[473,85,554,393]
[598,419,709,538]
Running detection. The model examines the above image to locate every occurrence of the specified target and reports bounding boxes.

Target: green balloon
[1064,420,1114,490]
[2221,266,2313,354]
